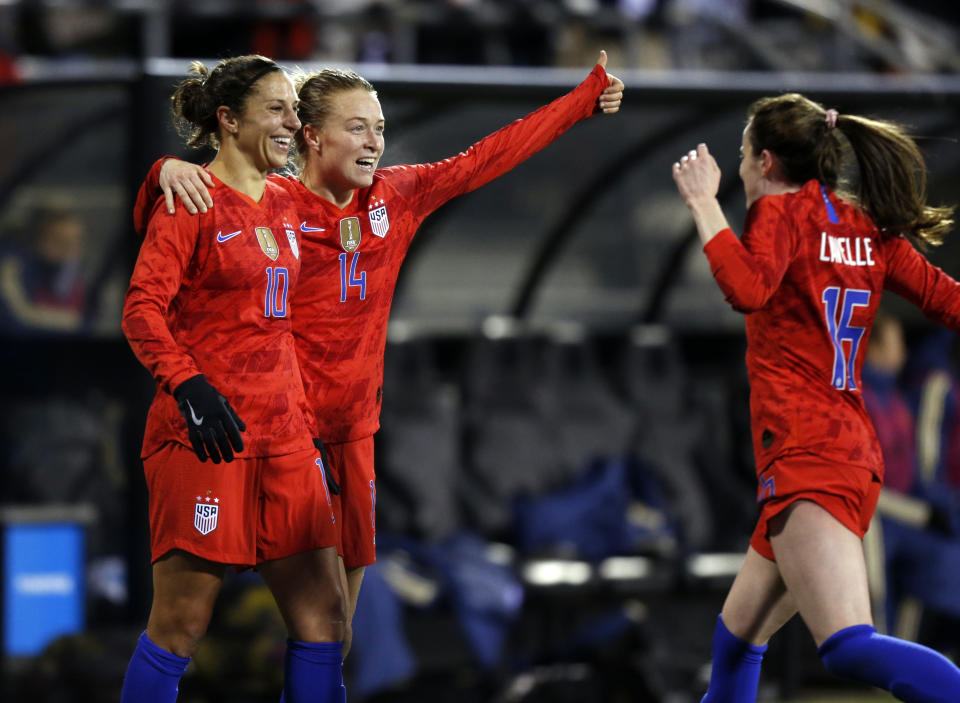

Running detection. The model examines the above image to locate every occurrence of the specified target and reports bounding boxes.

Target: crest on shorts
[368,198,389,238]
[339,217,361,253]
[194,493,220,535]
[255,227,280,261]
[284,225,300,259]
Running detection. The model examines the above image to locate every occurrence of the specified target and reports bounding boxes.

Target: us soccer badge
[368,198,389,238]
[194,491,220,535]
[255,226,280,261]
[284,223,300,259]
[340,217,361,252]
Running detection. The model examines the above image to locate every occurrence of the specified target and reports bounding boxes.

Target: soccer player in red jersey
[121,56,346,703]
[141,52,624,656]
[673,94,960,702]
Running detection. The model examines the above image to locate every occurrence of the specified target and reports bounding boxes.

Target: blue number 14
[339,252,367,302]
[821,286,870,390]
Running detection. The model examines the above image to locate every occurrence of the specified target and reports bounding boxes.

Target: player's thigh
[769,499,873,647]
[721,546,797,645]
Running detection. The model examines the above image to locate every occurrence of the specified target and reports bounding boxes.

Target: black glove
[174,374,246,464]
[313,438,341,495]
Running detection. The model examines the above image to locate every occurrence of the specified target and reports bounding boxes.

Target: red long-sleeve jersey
[136,65,609,442]
[284,64,609,441]
[123,175,314,458]
[704,179,960,476]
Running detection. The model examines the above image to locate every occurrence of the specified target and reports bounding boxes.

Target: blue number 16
[821,286,870,390]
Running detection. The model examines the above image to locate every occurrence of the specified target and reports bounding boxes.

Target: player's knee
[150,599,215,657]
[290,592,347,643]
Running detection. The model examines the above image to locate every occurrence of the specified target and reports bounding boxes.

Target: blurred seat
[376,323,463,541]
[460,317,561,539]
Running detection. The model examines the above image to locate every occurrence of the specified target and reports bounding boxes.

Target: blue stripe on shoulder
[820,184,840,224]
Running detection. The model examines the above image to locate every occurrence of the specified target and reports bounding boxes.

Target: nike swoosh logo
[216,230,242,242]
[300,222,325,232]
[186,400,203,426]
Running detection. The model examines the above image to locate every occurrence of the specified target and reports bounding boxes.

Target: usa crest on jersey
[368,198,389,238]
[284,225,300,259]
[194,495,219,535]
[340,217,361,252]
[255,227,280,261]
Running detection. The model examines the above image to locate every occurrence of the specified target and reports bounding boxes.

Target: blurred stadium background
[1,1,959,701]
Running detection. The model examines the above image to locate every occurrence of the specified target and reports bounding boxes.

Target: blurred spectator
[862,313,916,494]
[906,328,960,490]
[862,314,960,644]
[0,202,88,337]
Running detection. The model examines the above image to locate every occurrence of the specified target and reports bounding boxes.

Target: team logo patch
[339,217,361,252]
[284,225,300,259]
[255,227,280,261]
[368,198,389,238]
[194,493,220,535]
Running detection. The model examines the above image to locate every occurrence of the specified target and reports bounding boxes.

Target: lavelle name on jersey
[819,231,875,267]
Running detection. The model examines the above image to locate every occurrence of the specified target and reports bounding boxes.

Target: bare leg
[145,550,225,657]
[768,500,872,647]
[263,546,348,703]
[721,547,798,645]
[768,500,960,701]
[259,545,346,642]
[701,547,794,702]
[338,557,366,658]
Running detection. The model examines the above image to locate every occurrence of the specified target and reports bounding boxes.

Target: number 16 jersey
[703,179,960,477]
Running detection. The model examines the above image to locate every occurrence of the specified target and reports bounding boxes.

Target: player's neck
[302,172,354,210]
[746,178,801,209]
[208,150,268,202]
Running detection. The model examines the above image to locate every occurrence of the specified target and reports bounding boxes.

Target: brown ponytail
[747,93,953,247]
[170,55,281,150]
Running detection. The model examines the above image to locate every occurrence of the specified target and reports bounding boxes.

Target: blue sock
[282,640,346,703]
[819,624,960,703]
[701,615,767,703]
[120,631,190,703]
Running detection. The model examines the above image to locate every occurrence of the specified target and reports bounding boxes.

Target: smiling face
[303,87,385,208]
[231,70,301,172]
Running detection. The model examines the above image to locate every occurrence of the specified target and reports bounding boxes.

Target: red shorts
[144,442,337,567]
[750,455,882,561]
[324,436,377,569]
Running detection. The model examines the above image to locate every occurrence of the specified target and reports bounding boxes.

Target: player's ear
[760,149,777,178]
[216,105,239,135]
[302,124,321,153]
